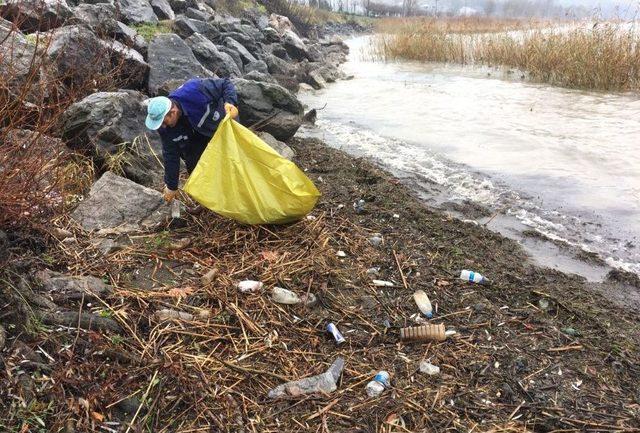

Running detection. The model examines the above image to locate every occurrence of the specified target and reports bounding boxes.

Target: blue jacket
[159,78,238,190]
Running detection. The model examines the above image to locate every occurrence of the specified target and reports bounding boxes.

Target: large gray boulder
[149,0,174,20]
[172,15,209,38]
[117,0,158,25]
[115,21,148,56]
[47,25,148,90]
[257,131,295,160]
[244,59,268,75]
[282,30,309,61]
[71,172,172,233]
[1,0,73,32]
[71,3,118,35]
[61,91,163,186]
[147,33,212,95]
[221,31,261,54]
[233,78,303,141]
[0,18,39,98]
[185,33,241,78]
[223,37,256,65]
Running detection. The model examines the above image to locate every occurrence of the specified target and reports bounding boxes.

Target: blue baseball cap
[145,96,172,130]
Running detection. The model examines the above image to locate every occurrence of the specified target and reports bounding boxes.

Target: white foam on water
[299,119,640,275]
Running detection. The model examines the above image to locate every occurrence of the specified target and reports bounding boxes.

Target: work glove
[163,186,178,203]
[224,103,239,119]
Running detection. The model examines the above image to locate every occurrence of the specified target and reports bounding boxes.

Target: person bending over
[145,77,239,202]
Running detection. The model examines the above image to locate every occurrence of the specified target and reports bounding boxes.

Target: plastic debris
[445,330,457,337]
[393,214,400,219]
[368,234,383,247]
[365,371,390,397]
[400,323,447,342]
[373,280,394,287]
[272,287,301,304]
[353,199,365,214]
[366,267,380,276]
[562,327,580,337]
[460,270,490,285]
[267,357,344,399]
[237,280,263,293]
[336,250,347,258]
[155,308,209,321]
[200,268,217,285]
[538,298,550,310]
[327,323,346,344]
[419,361,440,375]
[170,200,181,219]
[413,290,433,318]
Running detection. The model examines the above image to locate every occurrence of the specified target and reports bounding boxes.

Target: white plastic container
[460,270,489,285]
[413,290,433,318]
[237,280,263,293]
[373,280,394,287]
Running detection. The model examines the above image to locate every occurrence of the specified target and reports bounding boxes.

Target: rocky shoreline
[1,2,639,432]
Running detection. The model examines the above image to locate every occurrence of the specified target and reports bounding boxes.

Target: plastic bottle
[365,371,390,397]
[400,323,446,342]
[460,270,490,285]
[413,290,433,318]
[271,287,301,304]
[170,200,181,219]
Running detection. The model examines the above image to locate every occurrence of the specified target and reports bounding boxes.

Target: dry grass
[372,18,640,91]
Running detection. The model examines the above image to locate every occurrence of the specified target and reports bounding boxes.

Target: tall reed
[372,18,640,91]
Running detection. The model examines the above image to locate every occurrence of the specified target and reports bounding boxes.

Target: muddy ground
[1,137,639,432]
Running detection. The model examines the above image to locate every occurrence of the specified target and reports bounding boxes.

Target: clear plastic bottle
[460,270,490,285]
[365,371,390,397]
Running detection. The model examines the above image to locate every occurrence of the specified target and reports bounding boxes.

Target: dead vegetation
[372,18,640,91]
[1,138,639,432]
[0,17,147,230]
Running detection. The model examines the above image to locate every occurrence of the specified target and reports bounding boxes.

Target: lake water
[299,36,640,280]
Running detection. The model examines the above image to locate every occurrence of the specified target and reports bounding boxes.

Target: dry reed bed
[2,140,639,432]
[372,18,640,91]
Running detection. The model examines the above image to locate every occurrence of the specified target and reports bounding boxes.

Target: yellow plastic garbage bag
[183,116,320,225]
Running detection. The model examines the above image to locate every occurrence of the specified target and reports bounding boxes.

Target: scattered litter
[200,268,217,285]
[572,379,583,391]
[460,269,490,285]
[413,290,433,318]
[155,309,205,321]
[353,199,365,214]
[561,327,580,337]
[237,280,263,293]
[170,200,181,219]
[393,214,400,219]
[271,287,301,304]
[400,323,446,342]
[168,237,191,251]
[267,357,344,399]
[336,250,347,258]
[419,361,440,375]
[445,330,457,337]
[306,215,317,221]
[366,267,380,276]
[368,234,383,247]
[462,219,479,226]
[538,298,550,310]
[365,371,390,397]
[337,204,345,209]
[373,279,394,287]
[327,323,346,344]
[382,319,391,328]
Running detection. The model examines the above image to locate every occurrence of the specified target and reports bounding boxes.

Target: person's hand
[224,103,239,119]
[163,186,178,203]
